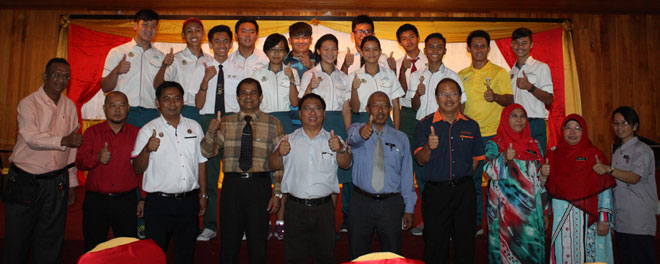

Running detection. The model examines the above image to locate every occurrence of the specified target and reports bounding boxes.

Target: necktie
[372,129,385,192]
[238,115,253,172]
[214,64,225,114]
[410,57,419,73]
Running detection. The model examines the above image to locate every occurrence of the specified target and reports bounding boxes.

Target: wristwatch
[199,193,209,199]
[274,193,283,199]
[528,85,536,93]
[609,166,615,174]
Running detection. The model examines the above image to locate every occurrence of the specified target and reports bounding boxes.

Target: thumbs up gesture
[416,76,426,96]
[541,158,550,176]
[208,111,222,134]
[162,47,174,67]
[328,130,343,152]
[117,54,131,74]
[300,52,313,69]
[98,142,112,164]
[284,62,295,81]
[387,51,397,71]
[504,143,516,161]
[278,135,291,156]
[592,155,610,175]
[402,56,412,70]
[359,115,374,140]
[309,71,321,90]
[202,62,217,82]
[352,74,361,90]
[484,83,495,102]
[427,126,439,150]
[516,71,533,90]
[146,129,161,152]
[344,47,355,67]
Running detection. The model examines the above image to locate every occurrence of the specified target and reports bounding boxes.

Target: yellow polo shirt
[459,61,513,137]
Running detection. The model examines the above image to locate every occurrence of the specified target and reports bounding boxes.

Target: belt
[426,176,472,187]
[288,195,332,207]
[88,189,135,199]
[10,163,73,179]
[151,189,198,199]
[353,186,400,201]
[225,172,270,179]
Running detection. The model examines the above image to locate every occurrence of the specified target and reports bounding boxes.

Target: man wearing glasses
[338,14,391,75]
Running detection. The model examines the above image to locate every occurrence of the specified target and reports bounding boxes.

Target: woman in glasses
[594,106,657,263]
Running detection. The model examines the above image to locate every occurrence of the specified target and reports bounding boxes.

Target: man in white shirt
[132,81,208,263]
[101,9,165,128]
[153,17,213,124]
[509,27,554,151]
[337,15,390,75]
[269,93,351,263]
[225,18,269,96]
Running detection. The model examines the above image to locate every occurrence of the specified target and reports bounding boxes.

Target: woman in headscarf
[484,104,547,264]
[546,114,616,264]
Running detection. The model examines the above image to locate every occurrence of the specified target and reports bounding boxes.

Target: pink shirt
[9,86,80,186]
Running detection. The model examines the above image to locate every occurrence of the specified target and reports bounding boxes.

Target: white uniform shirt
[509,56,553,119]
[407,65,467,120]
[299,64,351,111]
[189,59,239,115]
[251,64,300,113]
[280,128,341,199]
[132,115,208,193]
[337,51,390,76]
[350,65,405,112]
[164,47,213,107]
[395,53,428,108]
[225,49,269,102]
[102,39,165,109]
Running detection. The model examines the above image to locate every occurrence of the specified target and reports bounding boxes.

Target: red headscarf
[545,114,616,225]
[490,104,542,161]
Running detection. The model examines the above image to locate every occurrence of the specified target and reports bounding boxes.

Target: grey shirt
[612,137,658,235]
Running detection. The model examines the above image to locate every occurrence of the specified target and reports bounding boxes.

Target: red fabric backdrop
[494,27,565,152]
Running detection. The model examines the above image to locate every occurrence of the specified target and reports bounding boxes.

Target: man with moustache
[346,91,416,258]
[414,78,484,264]
[76,91,142,251]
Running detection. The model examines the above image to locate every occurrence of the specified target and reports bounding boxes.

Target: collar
[619,136,639,152]
[239,110,261,121]
[359,64,382,75]
[470,60,492,72]
[37,86,62,106]
[101,121,125,135]
[315,63,336,75]
[432,110,468,124]
[130,38,152,50]
[515,56,536,69]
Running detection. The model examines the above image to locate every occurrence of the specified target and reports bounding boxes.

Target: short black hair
[467,30,490,46]
[263,33,289,53]
[425,33,446,44]
[396,24,419,42]
[435,78,462,96]
[612,106,640,131]
[289,22,312,37]
[236,78,263,97]
[299,93,326,111]
[134,9,159,23]
[313,34,339,65]
[352,15,374,31]
[360,35,381,51]
[208,25,233,42]
[45,58,69,72]
[156,81,184,99]
[512,27,533,42]
[235,18,259,34]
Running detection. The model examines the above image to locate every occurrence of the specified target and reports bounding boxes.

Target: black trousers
[347,190,405,260]
[284,197,336,264]
[82,189,138,251]
[3,166,69,264]
[422,178,476,264]
[219,174,271,264]
[615,231,656,264]
[144,191,199,264]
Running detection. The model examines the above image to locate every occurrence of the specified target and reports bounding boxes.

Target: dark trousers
[284,197,336,264]
[82,189,138,251]
[347,190,405,259]
[220,174,271,264]
[473,135,493,225]
[615,232,656,264]
[200,113,225,232]
[3,167,69,264]
[422,178,476,264]
[126,106,159,128]
[144,191,199,264]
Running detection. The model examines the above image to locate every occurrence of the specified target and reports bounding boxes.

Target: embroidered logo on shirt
[182,60,187,65]
[261,76,268,82]
[128,52,135,57]
[361,79,367,83]
[158,132,164,137]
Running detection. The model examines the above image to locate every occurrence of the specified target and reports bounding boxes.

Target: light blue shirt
[347,123,416,213]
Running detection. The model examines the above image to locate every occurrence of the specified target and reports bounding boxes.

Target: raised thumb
[330,129,335,137]
[152,129,157,137]
[429,126,435,135]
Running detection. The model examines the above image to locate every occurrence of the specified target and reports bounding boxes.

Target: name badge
[576,157,587,161]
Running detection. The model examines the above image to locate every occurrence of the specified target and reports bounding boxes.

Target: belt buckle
[240,172,250,179]
[449,180,455,187]
[174,193,184,199]
[304,199,313,207]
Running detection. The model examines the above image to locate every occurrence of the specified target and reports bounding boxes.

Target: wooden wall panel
[0,8,658,164]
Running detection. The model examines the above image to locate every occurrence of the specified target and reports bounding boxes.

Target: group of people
[3,8,657,264]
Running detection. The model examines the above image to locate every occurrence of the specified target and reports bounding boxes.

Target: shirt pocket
[384,144,402,171]
[318,152,337,173]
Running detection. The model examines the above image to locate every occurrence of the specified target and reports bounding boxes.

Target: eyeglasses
[353,30,373,35]
[437,92,460,98]
[610,121,630,128]
[301,105,323,112]
[563,126,582,131]
[47,73,70,80]
[268,48,287,54]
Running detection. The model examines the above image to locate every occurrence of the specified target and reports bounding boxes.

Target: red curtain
[494,27,565,152]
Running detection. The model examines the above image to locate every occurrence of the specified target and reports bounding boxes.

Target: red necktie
[410,57,419,73]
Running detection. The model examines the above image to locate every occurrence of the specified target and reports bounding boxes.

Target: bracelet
[609,167,615,174]
[274,193,283,198]
[528,85,536,93]
[200,88,208,92]
[199,193,209,199]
